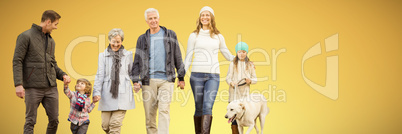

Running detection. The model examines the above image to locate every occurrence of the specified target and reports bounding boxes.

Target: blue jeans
[190,72,220,116]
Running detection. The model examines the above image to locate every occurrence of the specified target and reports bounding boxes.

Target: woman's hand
[93,96,101,103]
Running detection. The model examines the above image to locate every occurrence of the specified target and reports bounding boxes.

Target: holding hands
[93,96,101,103]
[133,83,141,93]
[177,81,185,90]
[63,75,71,85]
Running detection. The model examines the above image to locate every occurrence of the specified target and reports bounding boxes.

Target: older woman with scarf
[93,28,135,134]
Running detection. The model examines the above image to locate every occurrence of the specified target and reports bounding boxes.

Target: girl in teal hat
[226,42,257,133]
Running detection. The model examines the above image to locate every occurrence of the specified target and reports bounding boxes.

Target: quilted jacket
[13,24,66,88]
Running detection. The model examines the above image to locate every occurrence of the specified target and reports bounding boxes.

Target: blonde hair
[76,78,92,96]
[193,11,220,38]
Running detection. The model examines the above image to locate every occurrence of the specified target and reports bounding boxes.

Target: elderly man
[132,8,185,134]
[13,10,71,134]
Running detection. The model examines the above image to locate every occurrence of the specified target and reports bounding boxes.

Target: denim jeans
[190,72,220,116]
[70,120,89,134]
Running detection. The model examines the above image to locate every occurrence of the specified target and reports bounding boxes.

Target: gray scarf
[107,44,124,99]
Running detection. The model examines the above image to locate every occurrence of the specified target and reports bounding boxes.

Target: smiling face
[146,11,159,29]
[75,81,87,94]
[110,35,122,51]
[200,11,212,27]
[43,19,59,34]
[225,101,244,123]
[237,50,247,61]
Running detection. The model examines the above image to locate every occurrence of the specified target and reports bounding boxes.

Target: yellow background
[1,0,401,133]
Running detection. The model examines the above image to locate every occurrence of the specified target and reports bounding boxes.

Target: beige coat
[226,60,257,102]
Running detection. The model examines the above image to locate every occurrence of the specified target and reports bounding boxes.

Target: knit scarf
[75,92,87,111]
[107,44,124,99]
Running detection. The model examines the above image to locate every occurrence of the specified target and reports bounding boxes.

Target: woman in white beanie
[184,6,235,134]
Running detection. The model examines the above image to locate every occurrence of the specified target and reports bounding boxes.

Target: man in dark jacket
[13,10,71,134]
[132,8,185,134]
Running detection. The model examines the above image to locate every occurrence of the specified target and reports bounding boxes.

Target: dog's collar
[239,108,246,120]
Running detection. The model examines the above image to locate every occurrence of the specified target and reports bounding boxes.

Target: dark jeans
[190,72,220,116]
[71,120,90,134]
[24,87,59,134]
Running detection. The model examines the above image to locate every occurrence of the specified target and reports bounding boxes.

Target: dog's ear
[239,103,245,110]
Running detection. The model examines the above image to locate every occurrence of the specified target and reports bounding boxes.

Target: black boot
[194,116,202,134]
[201,115,213,134]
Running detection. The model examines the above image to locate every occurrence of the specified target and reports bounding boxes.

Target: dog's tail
[259,94,270,114]
[263,103,269,114]
[259,100,269,133]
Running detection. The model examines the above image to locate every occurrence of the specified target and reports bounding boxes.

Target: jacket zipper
[45,35,48,79]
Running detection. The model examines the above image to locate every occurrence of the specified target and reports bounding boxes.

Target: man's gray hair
[108,28,124,41]
[144,8,159,21]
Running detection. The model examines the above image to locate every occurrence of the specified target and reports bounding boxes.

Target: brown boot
[194,116,202,134]
[201,115,213,134]
[231,125,239,134]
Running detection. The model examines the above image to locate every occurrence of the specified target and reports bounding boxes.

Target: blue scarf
[75,92,87,111]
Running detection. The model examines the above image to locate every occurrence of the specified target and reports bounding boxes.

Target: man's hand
[63,76,69,87]
[133,83,141,93]
[93,95,101,103]
[16,85,25,99]
[177,81,185,90]
[63,75,71,85]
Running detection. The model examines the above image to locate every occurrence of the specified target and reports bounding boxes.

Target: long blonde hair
[193,11,220,38]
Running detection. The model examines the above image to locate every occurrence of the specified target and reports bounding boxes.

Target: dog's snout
[225,115,228,119]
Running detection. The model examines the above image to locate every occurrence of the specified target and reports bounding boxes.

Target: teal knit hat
[235,42,249,53]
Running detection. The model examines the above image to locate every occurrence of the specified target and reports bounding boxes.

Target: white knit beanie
[200,6,214,16]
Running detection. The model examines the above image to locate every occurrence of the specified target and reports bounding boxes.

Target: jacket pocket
[102,79,111,93]
[119,76,131,94]
[26,67,35,81]
[125,76,132,91]
[24,63,44,82]
[50,62,56,80]
[125,76,133,101]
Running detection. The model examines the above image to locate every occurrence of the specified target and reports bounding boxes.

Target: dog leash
[234,78,247,101]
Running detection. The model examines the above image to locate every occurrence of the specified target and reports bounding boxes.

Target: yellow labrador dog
[225,93,269,134]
